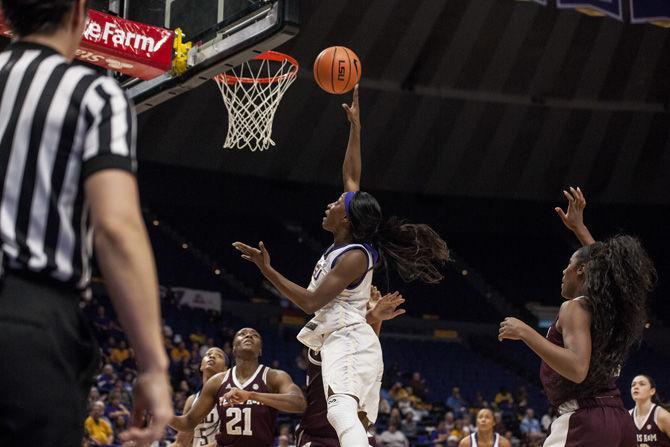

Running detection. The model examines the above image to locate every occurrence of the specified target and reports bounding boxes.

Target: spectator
[88,387,102,408]
[389,408,402,427]
[189,327,206,345]
[109,340,129,366]
[111,380,132,408]
[104,393,131,426]
[401,411,418,438]
[446,435,459,447]
[121,348,137,375]
[410,371,427,400]
[379,423,409,447]
[446,387,466,416]
[96,364,116,395]
[84,401,113,446]
[472,391,489,410]
[462,414,475,436]
[162,318,173,340]
[519,408,543,443]
[494,387,514,407]
[449,419,464,440]
[277,434,293,447]
[493,410,506,434]
[170,341,191,364]
[430,420,449,446]
[379,396,391,415]
[92,306,112,336]
[514,386,528,412]
[444,412,456,432]
[111,415,127,445]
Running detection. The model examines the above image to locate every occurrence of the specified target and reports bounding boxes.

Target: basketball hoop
[214,51,299,151]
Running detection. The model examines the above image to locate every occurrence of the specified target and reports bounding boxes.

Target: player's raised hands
[368,290,406,323]
[555,187,587,231]
[342,84,360,129]
[223,388,252,406]
[233,241,271,273]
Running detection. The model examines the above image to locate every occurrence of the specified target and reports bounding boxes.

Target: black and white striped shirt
[0,41,137,289]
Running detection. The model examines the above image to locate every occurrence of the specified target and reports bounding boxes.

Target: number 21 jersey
[216,365,278,447]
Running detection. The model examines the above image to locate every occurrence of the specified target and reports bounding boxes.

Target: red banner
[0,9,174,80]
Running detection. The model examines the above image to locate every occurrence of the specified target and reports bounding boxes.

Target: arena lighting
[181,243,189,249]
[214,269,221,276]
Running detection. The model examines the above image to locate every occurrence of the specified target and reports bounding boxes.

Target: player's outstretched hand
[342,84,360,129]
[223,388,252,406]
[120,370,172,446]
[555,186,587,232]
[498,317,530,342]
[232,241,271,273]
[369,291,406,323]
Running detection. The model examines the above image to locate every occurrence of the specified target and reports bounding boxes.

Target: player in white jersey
[170,347,229,447]
[459,409,511,447]
[233,85,449,447]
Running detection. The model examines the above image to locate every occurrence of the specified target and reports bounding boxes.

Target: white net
[215,52,298,151]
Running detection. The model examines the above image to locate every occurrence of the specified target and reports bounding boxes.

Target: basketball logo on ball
[313,46,361,94]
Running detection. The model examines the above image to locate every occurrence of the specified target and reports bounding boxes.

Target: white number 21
[225,407,253,436]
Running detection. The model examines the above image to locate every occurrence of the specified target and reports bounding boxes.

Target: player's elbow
[292,394,307,413]
[571,363,589,384]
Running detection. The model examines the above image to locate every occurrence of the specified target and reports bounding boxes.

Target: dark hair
[347,191,449,284]
[554,235,656,400]
[1,0,81,36]
[638,374,662,405]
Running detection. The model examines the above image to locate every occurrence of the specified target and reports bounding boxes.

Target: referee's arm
[83,78,171,440]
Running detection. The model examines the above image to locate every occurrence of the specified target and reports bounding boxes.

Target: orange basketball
[313,46,361,94]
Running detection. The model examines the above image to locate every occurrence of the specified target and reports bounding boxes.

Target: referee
[0,1,171,446]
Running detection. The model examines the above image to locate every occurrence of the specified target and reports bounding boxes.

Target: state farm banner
[630,0,670,24]
[557,0,623,20]
[78,10,174,79]
[173,287,222,313]
[0,9,173,80]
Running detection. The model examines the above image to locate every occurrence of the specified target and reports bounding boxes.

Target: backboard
[92,0,298,113]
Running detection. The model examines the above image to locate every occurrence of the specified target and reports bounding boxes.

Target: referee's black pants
[0,272,100,447]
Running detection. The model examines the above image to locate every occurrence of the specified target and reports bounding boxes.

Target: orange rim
[214,51,299,85]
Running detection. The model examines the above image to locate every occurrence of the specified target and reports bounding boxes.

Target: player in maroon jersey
[630,374,670,447]
[498,187,656,447]
[170,328,306,447]
[295,287,405,447]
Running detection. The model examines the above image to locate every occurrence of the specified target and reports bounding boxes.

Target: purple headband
[344,191,356,218]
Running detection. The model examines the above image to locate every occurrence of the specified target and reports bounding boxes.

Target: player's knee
[327,394,367,446]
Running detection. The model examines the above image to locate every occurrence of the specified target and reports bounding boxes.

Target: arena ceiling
[10,0,670,204]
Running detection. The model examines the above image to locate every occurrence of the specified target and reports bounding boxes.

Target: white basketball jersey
[470,432,500,447]
[297,243,377,350]
[192,391,220,447]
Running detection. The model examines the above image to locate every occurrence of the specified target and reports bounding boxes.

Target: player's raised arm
[170,373,223,432]
[342,84,361,192]
[224,369,306,413]
[232,240,367,314]
[555,186,596,246]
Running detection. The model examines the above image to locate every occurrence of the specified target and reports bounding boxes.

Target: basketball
[313,46,361,94]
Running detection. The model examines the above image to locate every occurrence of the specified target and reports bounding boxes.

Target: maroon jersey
[631,405,670,447]
[296,350,376,447]
[540,317,619,407]
[215,365,278,447]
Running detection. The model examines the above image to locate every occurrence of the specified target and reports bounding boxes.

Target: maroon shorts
[545,396,636,447]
